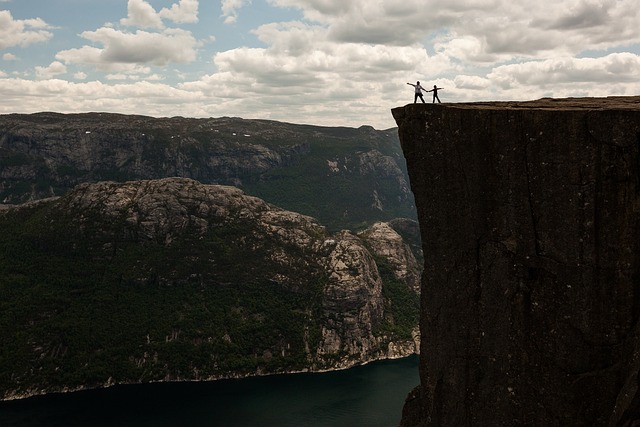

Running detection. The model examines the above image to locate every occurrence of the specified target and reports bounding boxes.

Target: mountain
[0,177,420,400]
[0,112,415,231]
[392,97,640,426]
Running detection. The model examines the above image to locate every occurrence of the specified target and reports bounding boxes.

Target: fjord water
[0,355,418,427]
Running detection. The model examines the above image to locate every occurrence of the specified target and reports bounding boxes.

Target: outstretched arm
[406,82,416,87]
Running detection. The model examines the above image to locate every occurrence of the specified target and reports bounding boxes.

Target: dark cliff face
[392,97,640,426]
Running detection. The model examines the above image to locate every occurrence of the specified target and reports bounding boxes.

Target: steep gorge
[393,97,640,426]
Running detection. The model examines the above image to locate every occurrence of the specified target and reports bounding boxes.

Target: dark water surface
[0,355,419,427]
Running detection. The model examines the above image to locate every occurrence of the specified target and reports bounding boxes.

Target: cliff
[392,97,640,426]
[0,113,414,231]
[0,177,420,400]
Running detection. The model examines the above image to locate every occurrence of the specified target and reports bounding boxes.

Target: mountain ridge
[0,112,413,231]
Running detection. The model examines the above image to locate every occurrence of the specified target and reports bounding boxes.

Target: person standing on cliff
[407,81,426,103]
[427,85,443,103]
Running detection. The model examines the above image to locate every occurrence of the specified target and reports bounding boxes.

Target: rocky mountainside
[0,177,420,400]
[0,112,414,231]
[393,97,640,426]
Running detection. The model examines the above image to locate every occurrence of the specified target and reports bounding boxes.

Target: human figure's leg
[414,93,418,103]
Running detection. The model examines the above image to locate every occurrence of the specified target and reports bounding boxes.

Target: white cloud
[209,27,435,91]
[56,27,198,71]
[454,75,490,90]
[0,10,53,49]
[159,0,199,24]
[121,0,199,28]
[0,78,210,118]
[121,0,164,28]
[106,71,162,81]
[35,61,67,79]
[74,71,88,80]
[488,53,640,89]
[269,0,640,59]
[2,52,17,60]
[221,0,251,24]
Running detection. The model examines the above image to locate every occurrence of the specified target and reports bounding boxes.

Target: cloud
[56,27,198,71]
[454,75,490,90]
[35,61,67,79]
[269,0,640,59]
[0,78,208,118]
[3,52,17,60]
[488,53,640,89]
[210,22,437,90]
[120,0,199,28]
[221,0,251,24]
[121,0,164,28]
[159,0,199,24]
[0,10,53,49]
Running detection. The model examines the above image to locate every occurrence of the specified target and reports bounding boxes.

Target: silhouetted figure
[428,85,443,103]
[407,81,426,103]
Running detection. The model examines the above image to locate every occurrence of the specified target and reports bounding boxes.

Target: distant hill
[0,113,415,232]
[0,178,420,400]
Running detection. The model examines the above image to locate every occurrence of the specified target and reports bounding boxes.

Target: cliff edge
[392,97,640,426]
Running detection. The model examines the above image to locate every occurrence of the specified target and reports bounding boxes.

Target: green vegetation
[0,149,31,167]
[0,201,326,397]
[374,256,420,340]
[242,130,415,231]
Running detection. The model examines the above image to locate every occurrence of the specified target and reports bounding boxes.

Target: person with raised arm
[407,81,426,103]
[427,85,443,103]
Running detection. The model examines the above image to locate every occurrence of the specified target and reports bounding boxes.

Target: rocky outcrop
[0,177,419,400]
[360,222,421,294]
[392,97,640,426]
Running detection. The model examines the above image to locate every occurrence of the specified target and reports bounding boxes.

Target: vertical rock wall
[392,98,640,426]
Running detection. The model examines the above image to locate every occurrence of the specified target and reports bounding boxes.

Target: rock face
[392,97,640,426]
[0,177,420,400]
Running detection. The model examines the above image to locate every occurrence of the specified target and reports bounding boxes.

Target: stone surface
[392,97,640,426]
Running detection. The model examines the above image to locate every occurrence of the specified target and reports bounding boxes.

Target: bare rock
[393,97,640,426]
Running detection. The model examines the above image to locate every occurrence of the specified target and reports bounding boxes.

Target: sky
[1,0,640,129]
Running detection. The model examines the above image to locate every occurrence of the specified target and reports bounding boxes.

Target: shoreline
[1,349,419,403]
